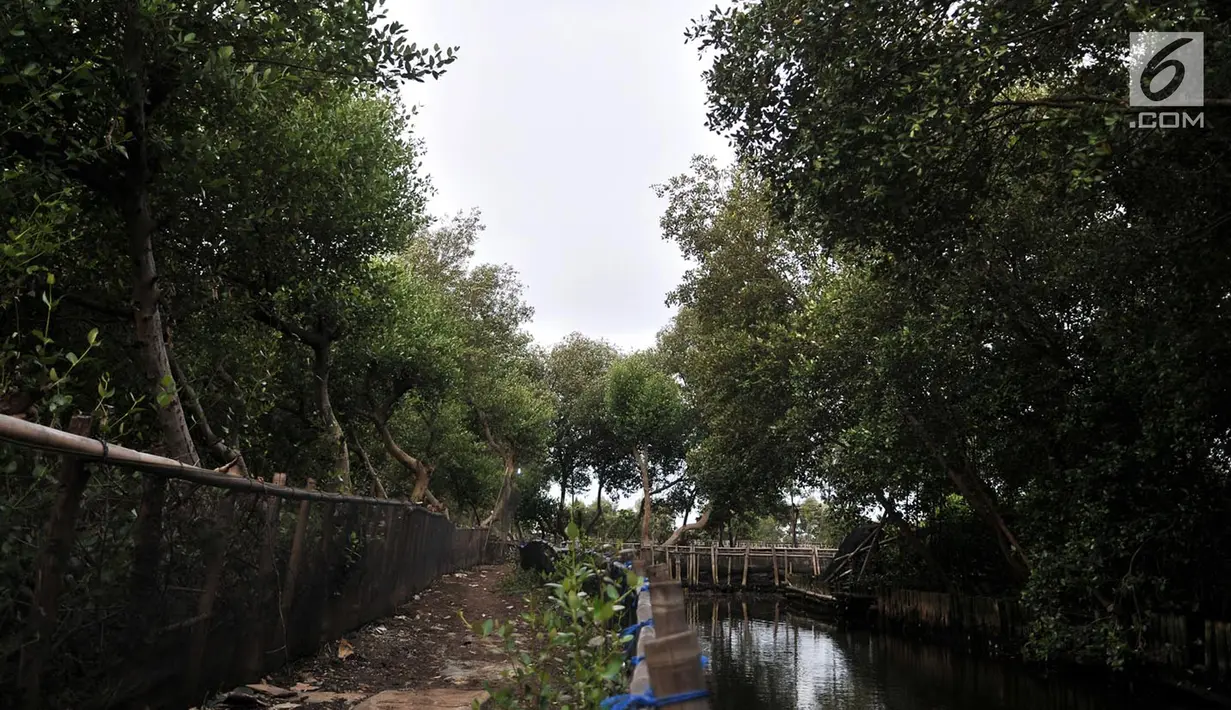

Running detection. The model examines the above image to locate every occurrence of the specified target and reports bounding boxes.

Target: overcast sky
[391,0,733,354]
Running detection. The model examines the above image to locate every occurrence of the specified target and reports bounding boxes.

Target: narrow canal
[691,598,1212,710]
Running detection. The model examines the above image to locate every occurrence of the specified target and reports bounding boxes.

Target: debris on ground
[242,564,528,709]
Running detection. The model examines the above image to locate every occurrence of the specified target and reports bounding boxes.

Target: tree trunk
[349,433,388,499]
[481,454,517,529]
[120,0,194,652]
[372,418,430,502]
[664,506,711,547]
[586,477,604,534]
[312,342,350,492]
[121,61,196,465]
[789,494,799,547]
[904,412,1030,584]
[558,472,568,535]
[635,447,652,547]
[169,352,247,474]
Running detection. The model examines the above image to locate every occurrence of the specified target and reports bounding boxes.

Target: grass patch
[498,564,546,595]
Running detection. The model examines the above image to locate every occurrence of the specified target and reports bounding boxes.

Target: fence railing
[0,414,491,710]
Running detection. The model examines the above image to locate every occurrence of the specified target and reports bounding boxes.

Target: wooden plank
[1205,620,1213,674]
[1218,622,1230,678]
[18,415,92,709]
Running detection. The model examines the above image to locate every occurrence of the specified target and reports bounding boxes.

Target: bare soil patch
[207,564,531,710]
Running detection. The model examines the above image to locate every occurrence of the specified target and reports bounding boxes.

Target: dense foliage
[662,0,1231,668]
[0,5,552,691]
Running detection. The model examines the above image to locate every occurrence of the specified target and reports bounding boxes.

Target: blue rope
[640,582,650,592]
[601,689,710,709]
[629,654,708,669]
[620,619,652,639]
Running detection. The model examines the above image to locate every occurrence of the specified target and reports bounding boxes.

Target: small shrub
[465,521,637,710]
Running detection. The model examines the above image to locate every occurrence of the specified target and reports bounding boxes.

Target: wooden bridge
[617,543,840,588]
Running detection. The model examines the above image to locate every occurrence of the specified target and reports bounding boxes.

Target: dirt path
[209,564,529,710]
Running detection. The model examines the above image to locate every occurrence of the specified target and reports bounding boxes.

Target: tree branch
[168,350,247,475]
[664,506,711,547]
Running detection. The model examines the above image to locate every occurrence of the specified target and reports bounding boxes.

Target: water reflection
[692,599,1209,710]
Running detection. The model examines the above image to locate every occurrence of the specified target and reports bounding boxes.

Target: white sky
[392,0,733,354]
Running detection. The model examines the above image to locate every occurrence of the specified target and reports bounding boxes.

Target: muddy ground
[208,564,532,710]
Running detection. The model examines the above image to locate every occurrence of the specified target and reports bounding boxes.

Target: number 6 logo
[1141,37,1193,102]
[1130,32,1204,108]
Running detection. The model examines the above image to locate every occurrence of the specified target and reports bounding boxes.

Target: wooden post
[1218,622,1229,678]
[710,544,718,588]
[726,553,732,587]
[1205,621,1213,677]
[316,501,337,645]
[241,474,284,679]
[665,548,672,578]
[282,479,316,613]
[772,544,780,587]
[188,488,237,691]
[741,545,750,588]
[19,414,92,710]
[812,546,820,577]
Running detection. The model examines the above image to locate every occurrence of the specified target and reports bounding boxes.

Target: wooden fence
[0,414,493,710]
[877,588,1231,684]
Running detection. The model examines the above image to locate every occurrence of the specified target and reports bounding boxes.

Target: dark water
[691,599,1211,710]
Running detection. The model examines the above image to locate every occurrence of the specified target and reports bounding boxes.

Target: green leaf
[87,328,98,345]
[481,618,494,636]
[219,45,234,60]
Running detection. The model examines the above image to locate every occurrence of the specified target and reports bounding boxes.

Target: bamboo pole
[0,414,443,513]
